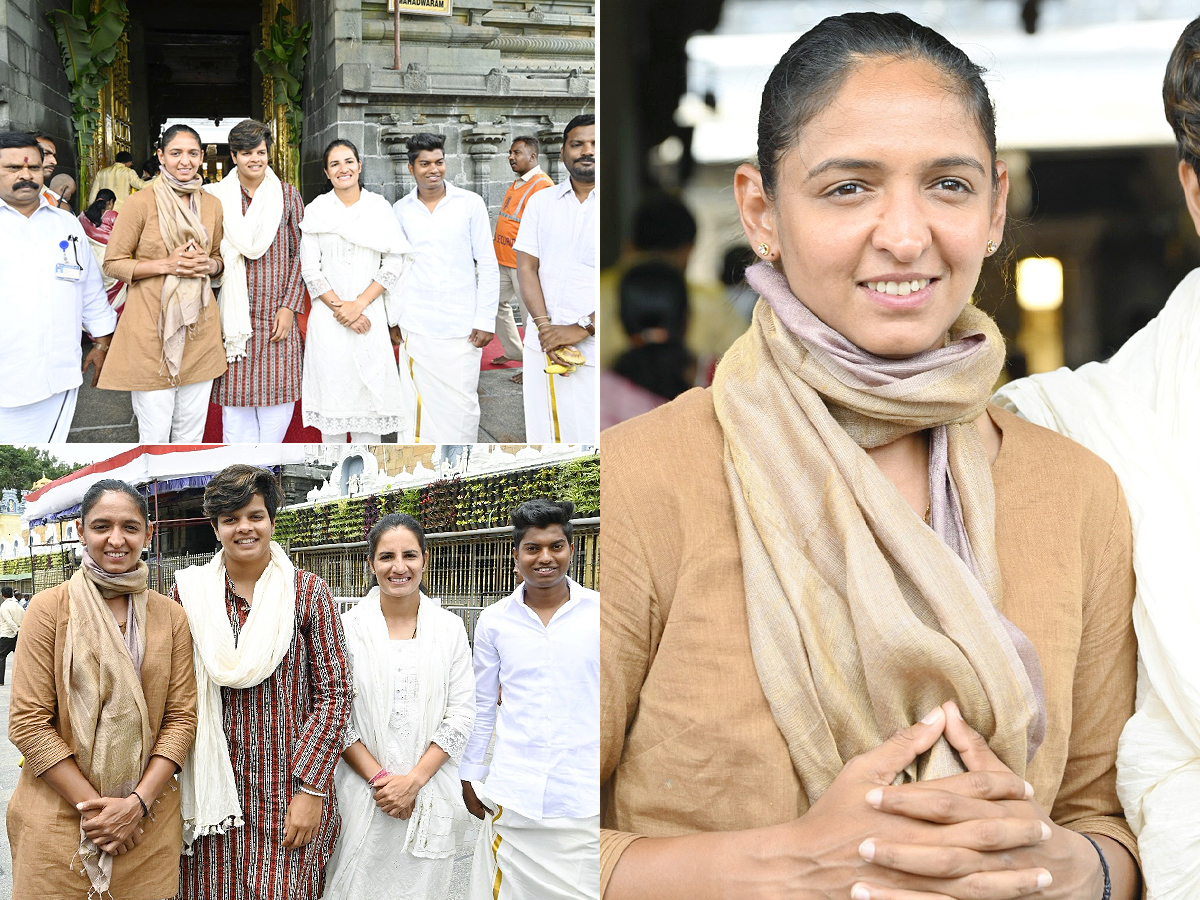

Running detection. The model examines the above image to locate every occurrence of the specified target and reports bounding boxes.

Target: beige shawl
[712,262,1045,802]
[63,556,153,896]
[152,172,215,380]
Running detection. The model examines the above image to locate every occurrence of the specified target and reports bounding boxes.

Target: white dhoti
[523,355,597,443]
[469,803,599,900]
[399,331,483,443]
[0,389,78,442]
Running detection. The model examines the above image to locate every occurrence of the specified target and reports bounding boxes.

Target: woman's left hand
[855,701,1104,900]
[78,795,143,847]
[373,770,424,818]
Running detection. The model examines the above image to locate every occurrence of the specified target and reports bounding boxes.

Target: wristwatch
[577,314,595,336]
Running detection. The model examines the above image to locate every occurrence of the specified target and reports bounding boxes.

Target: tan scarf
[152,172,214,381]
[63,555,153,896]
[712,262,1045,807]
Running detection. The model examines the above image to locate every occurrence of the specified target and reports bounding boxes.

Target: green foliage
[46,0,130,200]
[253,6,313,151]
[0,446,80,492]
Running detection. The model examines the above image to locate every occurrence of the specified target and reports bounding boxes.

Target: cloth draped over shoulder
[711,261,1045,801]
[152,172,216,380]
[63,555,153,896]
[995,266,1200,899]
[79,210,126,310]
[300,189,411,262]
[204,168,285,362]
[175,541,296,850]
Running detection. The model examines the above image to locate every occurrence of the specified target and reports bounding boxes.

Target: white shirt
[0,598,23,639]
[0,196,116,408]
[392,181,500,338]
[460,578,599,820]
[514,177,597,361]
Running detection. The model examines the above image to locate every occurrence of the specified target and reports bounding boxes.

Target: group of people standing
[5,467,599,900]
[0,112,596,444]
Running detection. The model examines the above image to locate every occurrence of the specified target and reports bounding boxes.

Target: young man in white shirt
[461,499,600,900]
[392,132,500,443]
[0,585,24,685]
[515,114,597,443]
[0,131,116,441]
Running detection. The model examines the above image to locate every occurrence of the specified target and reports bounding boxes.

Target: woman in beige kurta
[7,480,198,899]
[99,123,226,442]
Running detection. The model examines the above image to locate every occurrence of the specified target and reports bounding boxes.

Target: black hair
[1165,15,1200,178]
[632,193,697,251]
[757,12,996,198]
[0,132,43,160]
[511,499,575,546]
[83,189,117,227]
[511,135,541,155]
[228,118,274,155]
[202,464,283,525]
[160,123,203,152]
[613,261,694,402]
[721,245,757,288]
[115,150,134,164]
[563,114,595,145]
[2,587,12,599]
[406,132,445,166]
[365,513,428,591]
[80,479,150,526]
[31,132,56,150]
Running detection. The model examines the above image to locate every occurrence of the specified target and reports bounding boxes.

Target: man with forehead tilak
[0,131,115,440]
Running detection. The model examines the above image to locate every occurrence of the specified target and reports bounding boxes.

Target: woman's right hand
[78,795,144,851]
[159,242,209,278]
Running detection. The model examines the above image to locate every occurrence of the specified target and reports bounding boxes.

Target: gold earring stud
[757,242,771,258]
[986,240,997,254]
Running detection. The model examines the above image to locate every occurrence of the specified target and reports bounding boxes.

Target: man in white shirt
[0,131,116,441]
[461,498,600,900]
[393,132,500,443]
[516,114,597,442]
[0,586,25,685]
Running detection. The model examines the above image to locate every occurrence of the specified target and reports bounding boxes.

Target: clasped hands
[771,701,1104,900]
[77,795,143,856]
[372,770,424,820]
[161,240,217,278]
[327,293,372,334]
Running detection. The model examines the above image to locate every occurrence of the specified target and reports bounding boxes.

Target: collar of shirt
[550,176,595,206]
[400,178,466,211]
[513,577,586,626]
[0,192,57,218]
[519,165,546,183]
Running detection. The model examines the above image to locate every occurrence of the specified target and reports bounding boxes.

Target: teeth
[867,279,930,296]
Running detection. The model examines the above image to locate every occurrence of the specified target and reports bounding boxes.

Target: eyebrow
[806,155,987,180]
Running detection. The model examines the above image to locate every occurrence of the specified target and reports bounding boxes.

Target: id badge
[55,263,82,282]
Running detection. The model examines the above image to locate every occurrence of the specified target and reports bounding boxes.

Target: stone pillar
[462,126,508,205]
[539,121,565,183]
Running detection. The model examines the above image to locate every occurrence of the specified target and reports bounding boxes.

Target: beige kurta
[7,582,199,899]
[600,390,1139,892]
[98,185,226,391]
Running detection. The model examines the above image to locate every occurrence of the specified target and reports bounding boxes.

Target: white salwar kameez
[300,190,411,437]
[325,590,475,900]
[995,267,1200,900]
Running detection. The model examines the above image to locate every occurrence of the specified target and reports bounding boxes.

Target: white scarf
[299,188,411,256]
[175,541,297,850]
[995,267,1200,900]
[324,589,474,899]
[204,168,285,362]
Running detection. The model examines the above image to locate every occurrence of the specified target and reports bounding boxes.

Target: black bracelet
[1080,834,1112,900]
[129,790,149,818]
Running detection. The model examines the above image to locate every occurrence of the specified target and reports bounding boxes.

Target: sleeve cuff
[601,830,646,897]
[458,762,489,782]
[22,741,74,778]
[1066,815,1140,873]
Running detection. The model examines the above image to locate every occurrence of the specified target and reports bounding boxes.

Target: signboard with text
[389,0,453,15]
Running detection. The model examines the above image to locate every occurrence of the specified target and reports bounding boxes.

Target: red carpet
[201,312,523,443]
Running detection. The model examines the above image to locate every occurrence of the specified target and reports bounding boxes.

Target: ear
[144,521,155,546]
[734,164,778,259]
[988,158,1009,249]
[1178,159,1200,237]
[75,518,83,537]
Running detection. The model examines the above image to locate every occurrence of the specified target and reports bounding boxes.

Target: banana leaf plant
[47,0,130,202]
[254,6,313,186]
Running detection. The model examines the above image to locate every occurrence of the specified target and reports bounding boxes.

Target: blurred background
[600,0,1200,425]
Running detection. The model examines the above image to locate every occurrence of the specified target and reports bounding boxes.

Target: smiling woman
[601,11,1141,900]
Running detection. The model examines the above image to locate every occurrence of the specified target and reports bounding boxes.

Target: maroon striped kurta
[211,182,307,407]
[174,569,352,900]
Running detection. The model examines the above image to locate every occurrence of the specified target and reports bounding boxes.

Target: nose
[870,187,932,263]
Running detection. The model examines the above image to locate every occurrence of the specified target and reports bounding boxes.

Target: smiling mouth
[863,278,933,297]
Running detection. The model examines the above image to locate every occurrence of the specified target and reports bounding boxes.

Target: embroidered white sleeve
[343,724,362,751]
[305,275,332,297]
[431,722,471,767]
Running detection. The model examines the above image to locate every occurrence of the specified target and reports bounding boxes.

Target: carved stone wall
[295,0,594,214]
[0,0,74,142]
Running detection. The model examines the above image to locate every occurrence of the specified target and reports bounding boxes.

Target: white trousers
[494,265,527,361]
[320,430,382,444]
[222,402,295,444]
[523,358,597,443]
[470,806,600,900]
[130,380,213,443]
[399,332,483,443]
[0,389,78,443]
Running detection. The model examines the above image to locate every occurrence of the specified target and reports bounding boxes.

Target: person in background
[490,136,556,384]
[89,150,144,211]
[80,188,128,315]
[0,585,24,685]
[32,132,62,206]
[206,118,306,444]
[462,499,599,900]
[50,173,76,211]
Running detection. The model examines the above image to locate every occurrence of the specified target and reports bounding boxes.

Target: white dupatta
[204,168,286,362]
[324,588,475,900]
[995,267,1200,899]
[175,541,297,850]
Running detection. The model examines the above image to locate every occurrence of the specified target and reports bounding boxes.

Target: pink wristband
[368,768,389,786]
